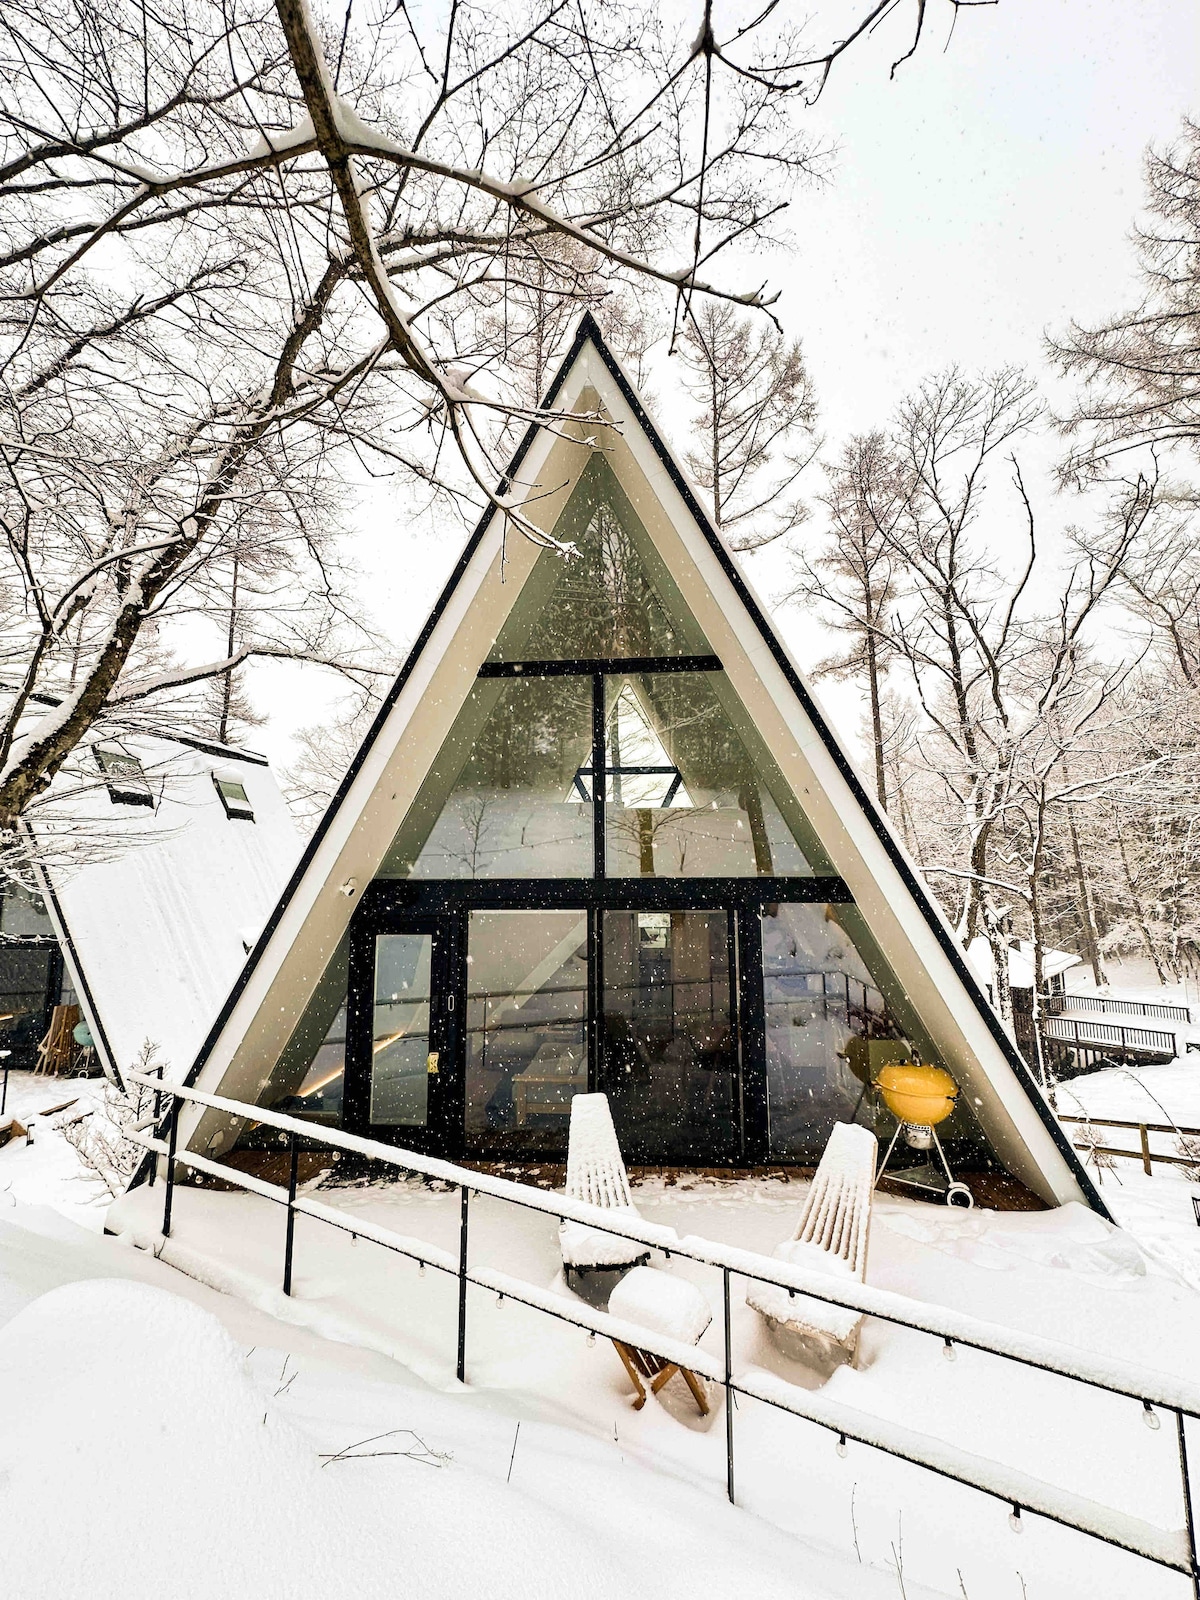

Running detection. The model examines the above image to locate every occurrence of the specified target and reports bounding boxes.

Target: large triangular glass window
[486,456,711,663]
[375,452,833,880]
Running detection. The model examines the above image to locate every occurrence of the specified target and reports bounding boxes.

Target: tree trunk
[1027,804,1056,1103]
[218,552,239,745]
[865,627,887,812]
[1063,791,1105,986]
[1114,809,1169,982]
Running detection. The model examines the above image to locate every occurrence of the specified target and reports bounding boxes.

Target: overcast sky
[244,0,1199,778]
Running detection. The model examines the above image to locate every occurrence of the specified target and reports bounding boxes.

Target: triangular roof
[26,733,298,1081]
[184,313,1104,1215]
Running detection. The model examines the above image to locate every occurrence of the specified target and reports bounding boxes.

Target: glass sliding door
[761,902,914,1161]
[601,910,739,1164]
[464,910,589,1156]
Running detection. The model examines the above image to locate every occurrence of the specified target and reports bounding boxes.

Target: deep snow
[5,1018,1200,1600]
[0,1207,933,1600]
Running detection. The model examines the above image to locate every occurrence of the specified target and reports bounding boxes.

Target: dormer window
[94,746,153,808]
[214,774,254,822]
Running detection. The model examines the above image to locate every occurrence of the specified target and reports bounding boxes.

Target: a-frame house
[175,315,1103,1214]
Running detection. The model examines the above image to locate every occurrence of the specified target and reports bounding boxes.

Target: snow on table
[608,1265,712,1345]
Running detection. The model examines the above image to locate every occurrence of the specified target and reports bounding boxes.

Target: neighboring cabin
[0,727,299,1081]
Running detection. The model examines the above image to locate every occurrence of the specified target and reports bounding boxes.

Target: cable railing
[124,1067,1200,1597]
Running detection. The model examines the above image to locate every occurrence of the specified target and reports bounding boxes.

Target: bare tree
[677,301,819,549]
[797,368,1157,1028]
[0,0,990,850]
[1051,118,1200,478]
[788,433,904,808]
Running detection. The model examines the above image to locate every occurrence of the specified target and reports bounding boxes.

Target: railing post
[1176,1410,1200,1600]
[161,1093,179,1240]
[723,1265,735,1505]
[282,1131,300,1296]
[1140,1124,1152,1177]
[147,1064,165,1187]
[457,1186,470,1383]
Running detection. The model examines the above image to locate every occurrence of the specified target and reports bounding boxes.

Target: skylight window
[214,774,255,822]
[94,746,154,808]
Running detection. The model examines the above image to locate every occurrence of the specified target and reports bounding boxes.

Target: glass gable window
[762,902,944,1162]
[486,457,710,663]
[603,674,821,878]
[380,676,593,879]
[465,910,588,1154]
[263,938,349,1123]
[763,902,892,1163]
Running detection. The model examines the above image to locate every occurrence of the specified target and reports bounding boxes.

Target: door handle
[426,1051,440,1075]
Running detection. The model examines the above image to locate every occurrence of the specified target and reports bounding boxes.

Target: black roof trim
[24,827,123,1090]
[574,316,1106,1217]
[180,313,1107,1219]
[2,684,270,767]
[183,316,599,1089]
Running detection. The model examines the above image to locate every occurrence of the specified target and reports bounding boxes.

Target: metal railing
[1046,994,1191,1024]
[125,1068,1200,1596]
[1044,1015,1177,1056]
[1059,1114,1200,1178]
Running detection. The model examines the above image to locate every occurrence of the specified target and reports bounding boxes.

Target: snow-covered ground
[4,1061,1200,1600]
[4,1205,913,1600]
[1051,960,1200,1290]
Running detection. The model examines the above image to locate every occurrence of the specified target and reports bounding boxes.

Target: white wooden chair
[559,1093,653,1296]
[746,1121,878,1370]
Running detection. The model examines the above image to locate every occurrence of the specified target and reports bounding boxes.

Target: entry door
[345,918,461,1152]
[599,909,742,1165]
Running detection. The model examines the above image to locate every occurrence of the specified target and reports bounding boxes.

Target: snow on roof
[30,729,299,1081]
[967,937,1083,991]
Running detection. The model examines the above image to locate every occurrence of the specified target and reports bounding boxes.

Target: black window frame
[213,773,255,822]
[94,744,154,809]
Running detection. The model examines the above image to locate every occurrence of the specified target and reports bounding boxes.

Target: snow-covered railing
[125,1069,1200,1595]
[1044,1015,1177,1056]
[1059,1114,1200,1178]
[1046,993,1191,1024]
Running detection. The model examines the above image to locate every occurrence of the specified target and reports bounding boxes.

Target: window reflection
[267,936,348,1124]
[383,677,593,879]
[465,911,588,1155]
[605,675,818,878]
[487,456,710,662]
[371,933,433,1126]
[602,910,738,1163]
[762,902,911,1161]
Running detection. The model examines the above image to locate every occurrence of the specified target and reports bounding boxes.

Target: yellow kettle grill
[874,1060,973,1208]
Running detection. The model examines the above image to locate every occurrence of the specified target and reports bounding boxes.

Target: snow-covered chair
[608,1266,711,1415]
[747,1121,878,1371]
[559,1093,652,1301]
